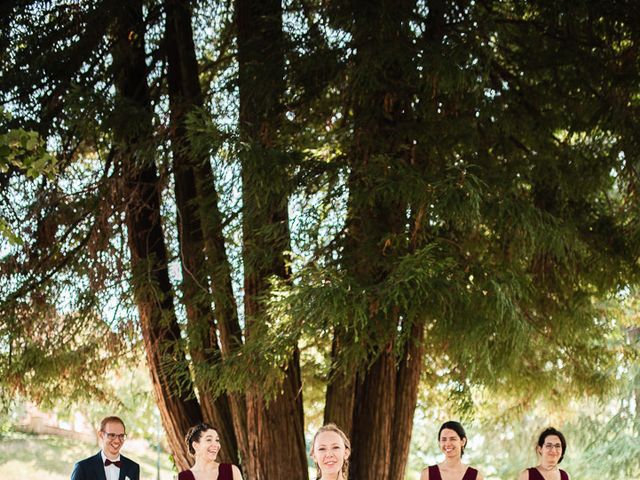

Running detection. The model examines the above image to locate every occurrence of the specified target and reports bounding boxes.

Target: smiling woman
[420,421,484,480]
[517,428,570,480]
[310,424,351,480]
[178,423,242,480]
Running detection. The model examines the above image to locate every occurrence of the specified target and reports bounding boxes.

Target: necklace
[538,464,558,472]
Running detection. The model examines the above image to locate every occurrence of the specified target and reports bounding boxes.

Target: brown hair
[537,427,567,463]
[438,420,467,456]
[310,423,351,480]
[99,416,125,432]
[185,422,217,455]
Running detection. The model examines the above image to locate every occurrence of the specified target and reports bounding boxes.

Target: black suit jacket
[71,451,140,480]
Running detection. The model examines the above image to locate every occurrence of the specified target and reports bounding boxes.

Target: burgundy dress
[178,465,233,480]
[527,467,569,480]
[428,465,478,480]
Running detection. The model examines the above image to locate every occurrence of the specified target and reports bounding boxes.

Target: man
[71,416,140,480]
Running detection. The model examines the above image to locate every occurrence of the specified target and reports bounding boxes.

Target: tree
[1,1,638,479]
[111,0,204,468]
[164,0,242,465]
[236,0,307,478]
[278,1,640,478]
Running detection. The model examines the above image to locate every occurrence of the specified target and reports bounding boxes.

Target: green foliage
[0,127,56,179]
[0,109,57,245]
[0,3,638,476]
[52,361,164,445]
[282,0,639,409]
[0,300,138,411]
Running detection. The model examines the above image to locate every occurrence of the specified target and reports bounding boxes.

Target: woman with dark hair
[518,427,570,480]
[178,423,243,480]
[420,421,484,480]
[310,423,351,480]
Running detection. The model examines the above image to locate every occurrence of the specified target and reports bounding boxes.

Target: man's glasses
[104,432,127,441]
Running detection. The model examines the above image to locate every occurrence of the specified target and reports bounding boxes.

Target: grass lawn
[0,431,176,480]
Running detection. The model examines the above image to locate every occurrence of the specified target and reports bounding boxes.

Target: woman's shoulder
[465,465,483,480]
[219,463,242,480]
[177,470,195,480]
[419,465,434,480]
[420,465,440,480]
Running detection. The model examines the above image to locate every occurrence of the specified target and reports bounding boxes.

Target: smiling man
[71,416,140,480]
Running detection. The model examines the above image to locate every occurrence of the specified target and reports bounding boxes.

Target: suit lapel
[93,452,107,480]
[118,455,130,480]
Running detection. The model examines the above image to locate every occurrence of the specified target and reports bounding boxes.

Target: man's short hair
[100,416,126,432]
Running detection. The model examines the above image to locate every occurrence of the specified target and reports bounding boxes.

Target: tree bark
[390,319,426,480]
[111,0,202,469]
[323,332,355,434]
[164,0,242,465]
[384,2,447,474]
[351,348,398,480]
[329,2,421,479]
[196,170,250,469]
[236,0,307,478]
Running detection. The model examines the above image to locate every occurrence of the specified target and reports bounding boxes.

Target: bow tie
[105,459,122,468]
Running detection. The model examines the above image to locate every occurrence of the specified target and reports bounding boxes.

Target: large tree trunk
[384,3,447,474]
[390,319,426,480]
[341,190,405,480]
[236,0,307,478]
[326,1,422,479]
[351,349,398,479]
[323,332,355,433]
[196,169,250,470]
[164,0,239,465]
[111,1,202,469]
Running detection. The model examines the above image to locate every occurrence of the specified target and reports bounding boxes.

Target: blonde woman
[310,423,351,480]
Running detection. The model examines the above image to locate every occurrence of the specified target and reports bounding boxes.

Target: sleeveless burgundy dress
[178,465,233,480]
[428,465,478,480]
[527,467,569,480]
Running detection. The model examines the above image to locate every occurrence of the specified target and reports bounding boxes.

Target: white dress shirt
[101,450,121,480]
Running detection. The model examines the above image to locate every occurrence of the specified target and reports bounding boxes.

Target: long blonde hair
[310,423,351,480]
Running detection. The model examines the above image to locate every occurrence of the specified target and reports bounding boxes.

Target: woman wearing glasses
[518,427,570,480]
